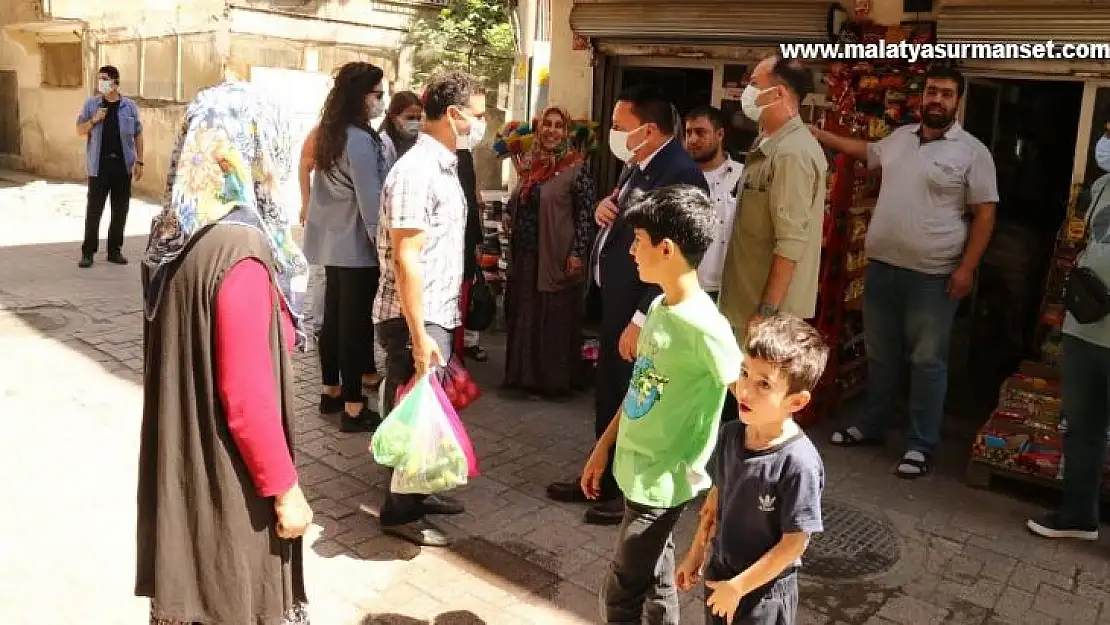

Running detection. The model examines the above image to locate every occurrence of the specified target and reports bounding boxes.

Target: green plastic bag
[370,372,470,495]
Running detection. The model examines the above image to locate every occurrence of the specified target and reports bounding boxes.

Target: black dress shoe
[78,255,94,268]
[340,406,381,433]
[382,518,452,547]
[547,480,590,503]
[423,493,465,515]
[585,498,625,526]
[318,394,344,415]
[106,252,128,265]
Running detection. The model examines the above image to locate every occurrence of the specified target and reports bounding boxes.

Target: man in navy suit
[546,85,710,525]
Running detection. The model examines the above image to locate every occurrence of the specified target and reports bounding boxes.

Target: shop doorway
[0,70,19,157]
[954,78,1084,413]
[590,61,715,201]
[619,66,713,119]
[584,62,713,330]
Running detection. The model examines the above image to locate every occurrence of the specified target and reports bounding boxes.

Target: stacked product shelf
[800,18,933,425]
[966,186,1110,495]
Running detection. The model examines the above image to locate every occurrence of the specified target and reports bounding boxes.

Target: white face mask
[449,106,485,150]
[1097,135,1110,173]
[608,125,647,163]
[462,118,486,150]
[368,95,385,120]
[402,119,421,136]
[740,84,776,122]
[98,79,115,95]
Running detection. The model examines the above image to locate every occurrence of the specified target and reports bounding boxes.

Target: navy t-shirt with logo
[708,421,825,578]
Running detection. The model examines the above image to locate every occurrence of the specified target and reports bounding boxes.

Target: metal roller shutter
[569,0,832,45]
[937,4,1110,44]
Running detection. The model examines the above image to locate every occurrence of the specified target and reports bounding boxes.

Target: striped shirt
[372,133,466,329]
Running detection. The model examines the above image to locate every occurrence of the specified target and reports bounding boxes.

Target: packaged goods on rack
[801,20,936,426]
[966,143,1099,489]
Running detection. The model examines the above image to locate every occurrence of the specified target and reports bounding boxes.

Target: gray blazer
[303,125,385,268]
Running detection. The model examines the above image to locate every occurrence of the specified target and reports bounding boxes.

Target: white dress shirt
[698,157,743,292]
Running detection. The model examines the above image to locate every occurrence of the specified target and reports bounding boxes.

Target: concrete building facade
[0,0,444,196]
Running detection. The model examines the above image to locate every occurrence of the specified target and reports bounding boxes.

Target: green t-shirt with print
[613,291,743,509]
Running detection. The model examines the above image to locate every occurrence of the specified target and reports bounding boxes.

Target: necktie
[589,165,641,286]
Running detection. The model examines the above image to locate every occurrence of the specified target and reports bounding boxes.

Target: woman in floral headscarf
[136,79,312,625]
[503,106,596,396]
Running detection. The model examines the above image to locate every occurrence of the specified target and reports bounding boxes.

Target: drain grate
[14,310,69,332]
[805,500,901,580]
[0,305,87,337]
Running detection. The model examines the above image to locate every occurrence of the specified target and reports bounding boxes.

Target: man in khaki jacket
[719,55,827,340]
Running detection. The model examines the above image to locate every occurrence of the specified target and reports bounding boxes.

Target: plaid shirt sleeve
[383,168,432,231]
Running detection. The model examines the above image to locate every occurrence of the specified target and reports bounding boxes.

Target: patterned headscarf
[142,80,309,346]
[516,105,583,201]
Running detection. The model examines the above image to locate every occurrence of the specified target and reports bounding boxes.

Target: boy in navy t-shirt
[676,314,829,624]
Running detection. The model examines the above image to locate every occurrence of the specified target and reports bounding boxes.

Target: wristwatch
[757,302,778,317]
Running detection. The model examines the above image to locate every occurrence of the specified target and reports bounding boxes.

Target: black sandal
[829,428,884,447]
[895,454,931,479]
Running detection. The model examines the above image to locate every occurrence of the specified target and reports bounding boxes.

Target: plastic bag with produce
[371,371,477,494]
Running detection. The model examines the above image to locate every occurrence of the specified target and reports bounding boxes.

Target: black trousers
[595,326,632,500]
[318,266,379,403]
[376,318,454,526]
[704,570,798,625]
[601,499,687,624]
[82,158,132,257]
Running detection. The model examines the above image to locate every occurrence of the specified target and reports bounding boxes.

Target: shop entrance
[953,78,1084,413]
[618,66,713,119]
[0,70,19,157]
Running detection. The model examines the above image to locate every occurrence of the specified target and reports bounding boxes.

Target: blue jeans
[857,262,959,454]
[1059,334,1110,527]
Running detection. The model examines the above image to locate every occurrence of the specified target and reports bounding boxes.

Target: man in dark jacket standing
[456,142,488,361]
[546,85,709,525]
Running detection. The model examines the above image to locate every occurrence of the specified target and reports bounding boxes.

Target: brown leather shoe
[585,498,625,526]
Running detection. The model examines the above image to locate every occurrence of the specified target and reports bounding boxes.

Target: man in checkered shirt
[372,70,486,548]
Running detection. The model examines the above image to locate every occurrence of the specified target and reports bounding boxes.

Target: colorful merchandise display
[966,187,1108,493]
[800,18,933,425]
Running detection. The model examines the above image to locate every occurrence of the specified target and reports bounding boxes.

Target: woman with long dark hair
[302,61,388,432]
[378,90,423,166]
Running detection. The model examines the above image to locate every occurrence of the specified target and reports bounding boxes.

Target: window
[97,41,140,96]
[40,42,83,89]
[142,36,178,101]
[180,33,222,102]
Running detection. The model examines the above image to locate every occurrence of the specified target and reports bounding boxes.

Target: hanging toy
[854,0,871,20]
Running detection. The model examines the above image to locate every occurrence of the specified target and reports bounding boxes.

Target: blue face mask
[1097,135,1110,173]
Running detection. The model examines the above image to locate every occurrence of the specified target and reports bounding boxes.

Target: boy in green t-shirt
[580,184,743,625]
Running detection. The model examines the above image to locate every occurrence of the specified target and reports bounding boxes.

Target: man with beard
[810,65,998,479]
[684,106,743,302]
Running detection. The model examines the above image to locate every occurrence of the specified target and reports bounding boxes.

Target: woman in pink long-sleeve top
[137,80,314,625]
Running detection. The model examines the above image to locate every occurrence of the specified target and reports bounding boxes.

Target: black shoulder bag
[1065,183,1110,324]
[466,270,496,332]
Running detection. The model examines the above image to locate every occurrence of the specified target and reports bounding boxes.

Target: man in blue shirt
[75,65,144,268]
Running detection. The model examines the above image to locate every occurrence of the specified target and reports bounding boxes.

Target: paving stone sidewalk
[1,171,1109,625]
